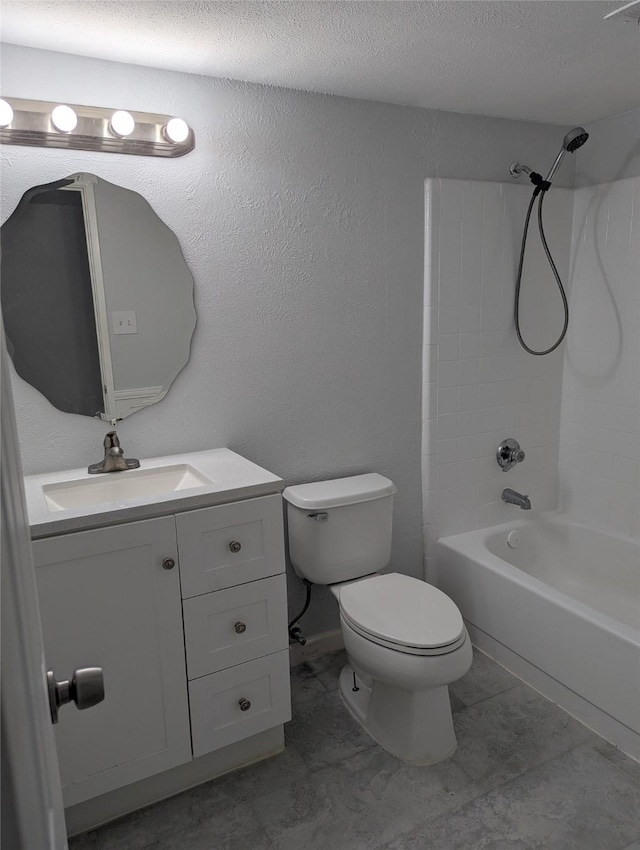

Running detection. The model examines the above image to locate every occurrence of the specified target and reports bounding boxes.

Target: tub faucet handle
[497,438,525,472]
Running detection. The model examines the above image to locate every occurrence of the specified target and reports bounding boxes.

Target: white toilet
[283,472,472,765]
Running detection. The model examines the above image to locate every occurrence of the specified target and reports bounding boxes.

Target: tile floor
[70,649,640,850]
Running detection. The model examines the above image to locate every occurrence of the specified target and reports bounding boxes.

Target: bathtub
[436,514,640,760]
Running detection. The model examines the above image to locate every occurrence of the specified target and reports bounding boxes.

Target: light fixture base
[0,97,194,158]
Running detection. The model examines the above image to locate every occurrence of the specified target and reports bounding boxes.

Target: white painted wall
[422,178,573,575]
[559,176,640,540]
[1,45,574,636]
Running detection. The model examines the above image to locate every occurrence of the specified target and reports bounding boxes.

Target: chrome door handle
[47,666,105,724]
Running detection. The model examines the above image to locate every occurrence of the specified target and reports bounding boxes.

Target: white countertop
[24,448,284,539]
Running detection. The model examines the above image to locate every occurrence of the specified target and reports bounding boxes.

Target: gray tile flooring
[70,648,640,850]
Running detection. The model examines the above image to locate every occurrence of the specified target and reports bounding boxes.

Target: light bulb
[109,110,135,138]
[0,99,14,128]
[51,104,77,133]
[164,117,189,144]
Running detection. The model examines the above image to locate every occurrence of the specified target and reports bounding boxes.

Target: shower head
[563,127,589,153]
[545,127,589,183]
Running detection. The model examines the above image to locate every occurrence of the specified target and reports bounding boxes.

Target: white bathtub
[436,514,640,760]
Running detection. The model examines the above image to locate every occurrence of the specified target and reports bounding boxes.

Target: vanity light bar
[0,97,194,158]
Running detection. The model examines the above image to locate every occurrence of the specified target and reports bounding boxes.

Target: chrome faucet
[88,431,140,474]
[501,488,531,510]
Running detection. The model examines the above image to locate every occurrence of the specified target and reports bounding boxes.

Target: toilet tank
[283,474,397,585]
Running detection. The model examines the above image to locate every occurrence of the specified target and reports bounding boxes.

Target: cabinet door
[33,516,191,806]
[176,495,285,598]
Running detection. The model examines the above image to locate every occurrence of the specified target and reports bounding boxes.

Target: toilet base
[338,664,458,765]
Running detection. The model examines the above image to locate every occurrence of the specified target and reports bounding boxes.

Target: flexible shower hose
[514,188,569,356]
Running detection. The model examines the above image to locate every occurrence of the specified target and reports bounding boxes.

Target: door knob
[47,667,105,724]
[229,541,242,553]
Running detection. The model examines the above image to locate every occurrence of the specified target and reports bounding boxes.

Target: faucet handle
[104,430,121,449]
[497,438,525,472]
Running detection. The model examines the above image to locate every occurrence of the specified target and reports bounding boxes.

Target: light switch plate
[112,311,138,335]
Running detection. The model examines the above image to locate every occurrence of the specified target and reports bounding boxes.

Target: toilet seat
[339,573,466,657]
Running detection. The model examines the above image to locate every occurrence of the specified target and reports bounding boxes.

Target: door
[33,517,192,806]
[1,321,68,849]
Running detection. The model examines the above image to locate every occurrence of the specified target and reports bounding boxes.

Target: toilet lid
[338,573,465,650]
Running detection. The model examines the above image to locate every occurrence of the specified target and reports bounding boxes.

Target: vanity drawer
[189,650,291,757]
[183,575,288,679]
[176,495,285,599]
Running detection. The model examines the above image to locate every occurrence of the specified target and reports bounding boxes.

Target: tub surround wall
[575,108,640,188]
[559,176,640,540]
[0,45,573,638]
[422,178,572,574]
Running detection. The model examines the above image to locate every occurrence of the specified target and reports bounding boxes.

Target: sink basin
[43,464,213,513]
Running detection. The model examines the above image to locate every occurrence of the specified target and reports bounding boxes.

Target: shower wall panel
[559,176,640,540]
[422,178,572,577]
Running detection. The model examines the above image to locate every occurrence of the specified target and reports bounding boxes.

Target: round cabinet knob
[229,541,242,554]
[162,557,176,571]
[234,622,247,634]
[238,698,251,712]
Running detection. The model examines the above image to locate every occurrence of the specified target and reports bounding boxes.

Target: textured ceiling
[1,1,639,124]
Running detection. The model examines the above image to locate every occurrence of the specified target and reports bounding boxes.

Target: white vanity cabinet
[27,451,292,814]
[33,516,192,807]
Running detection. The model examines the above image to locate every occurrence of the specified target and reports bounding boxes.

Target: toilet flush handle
[307,512,328,522]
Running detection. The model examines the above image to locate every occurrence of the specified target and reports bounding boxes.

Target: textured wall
[559,176,639,540]
[1,45,573,636]
[423,179,572,576]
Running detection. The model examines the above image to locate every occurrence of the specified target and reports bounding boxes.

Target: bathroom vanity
[24,449,291,826]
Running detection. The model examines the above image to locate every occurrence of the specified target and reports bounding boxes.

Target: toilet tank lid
[283,473,397,509]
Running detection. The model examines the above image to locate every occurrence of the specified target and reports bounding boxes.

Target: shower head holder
[509,163,550,192]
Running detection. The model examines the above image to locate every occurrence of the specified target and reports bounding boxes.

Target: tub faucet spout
[502,488,531,510]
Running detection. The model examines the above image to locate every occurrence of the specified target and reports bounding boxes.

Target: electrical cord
[514,186,569,356]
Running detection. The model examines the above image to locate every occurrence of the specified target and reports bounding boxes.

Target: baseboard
[289,628,343,667]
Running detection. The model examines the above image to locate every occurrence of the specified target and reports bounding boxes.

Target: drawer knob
[234,621,247,634]
[238,698,251,712]
[162,557,176,571]
[229,541,242,554]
